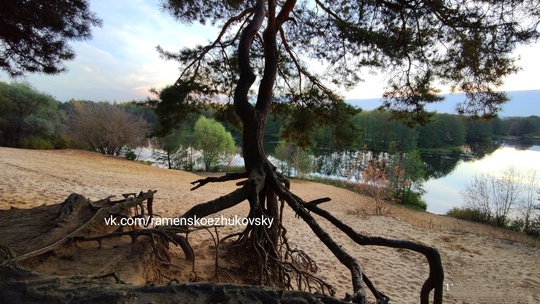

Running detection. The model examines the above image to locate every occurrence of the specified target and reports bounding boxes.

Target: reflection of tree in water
[465,141,501,159]
[421,151,462,180]
[501,138,539,151]
[287,139,534,182]
[421,141,502,180]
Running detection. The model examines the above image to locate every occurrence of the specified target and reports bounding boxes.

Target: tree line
[0,82,149,152]
[0,81,237,171]
[324,110,540,154]
[2,80,538,163]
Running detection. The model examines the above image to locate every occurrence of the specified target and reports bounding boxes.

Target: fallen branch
[92,272,126,284]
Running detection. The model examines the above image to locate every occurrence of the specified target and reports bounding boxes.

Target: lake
[139,140,539,215]
[422,143,540,214]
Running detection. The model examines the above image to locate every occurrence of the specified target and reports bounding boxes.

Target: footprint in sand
[517,278,540,288]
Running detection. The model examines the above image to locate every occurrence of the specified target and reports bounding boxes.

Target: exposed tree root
[1,190,157,267]
[173,162,444,304]
[2,167,444,303]
[190,172,249,190]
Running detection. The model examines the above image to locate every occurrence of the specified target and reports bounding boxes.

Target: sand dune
[1,147,539,303]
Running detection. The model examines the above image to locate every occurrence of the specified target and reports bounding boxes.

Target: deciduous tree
[518,170,540,234]
[0,81,63,148]
[193,116,236,171]
[461,167,523,227]
[273,140,313,178]
[154,127,194,170]
[67,101,149,155]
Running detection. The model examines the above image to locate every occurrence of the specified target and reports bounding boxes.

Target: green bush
[446,207,487,223]
[507,219,524,232]
[51,135,71,149]
[397,191,427,211]
[21,137,54,150]
[525,217,540,238]
[124,147,137,161]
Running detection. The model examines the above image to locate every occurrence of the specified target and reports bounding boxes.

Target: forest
[1,81,538,155]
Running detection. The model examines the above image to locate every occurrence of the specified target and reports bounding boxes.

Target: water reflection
[276,139,538,215]
[422,142,540,214]
[500,138,539,151]
[421,152,462,180]
[421,141,502,180]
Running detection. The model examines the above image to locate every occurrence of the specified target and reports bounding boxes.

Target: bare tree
[492,167,522,227]
[518,170,540,233]
[461,167,523,227]
[461,173,493,223]
[67,101,149,155]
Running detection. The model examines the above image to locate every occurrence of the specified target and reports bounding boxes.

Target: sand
[1,147,539,303]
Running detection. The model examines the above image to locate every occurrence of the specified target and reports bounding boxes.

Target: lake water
[138,142,539,215]
[422,144,540,214]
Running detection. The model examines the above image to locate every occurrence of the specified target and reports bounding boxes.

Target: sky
[1,0,539,108]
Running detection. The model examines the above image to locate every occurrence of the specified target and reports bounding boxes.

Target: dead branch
[190,172,249,190]
[92,272,126,284]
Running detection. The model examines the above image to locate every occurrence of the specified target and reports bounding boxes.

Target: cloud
[0,0,538,103]
[1,0,217,102]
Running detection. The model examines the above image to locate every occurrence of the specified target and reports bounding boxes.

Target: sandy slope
[1,147,539,303]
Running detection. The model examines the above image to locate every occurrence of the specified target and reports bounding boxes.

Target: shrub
[446,207,487,223]
[20,137,54,150]
[507,219,524,232]
[124,147,137,161]
[51,135,71,149]
[525,217,540,237]
[398,191,427,211]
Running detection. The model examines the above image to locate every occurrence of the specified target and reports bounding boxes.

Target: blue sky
[1,0,539,111]
[349,90,540,116]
